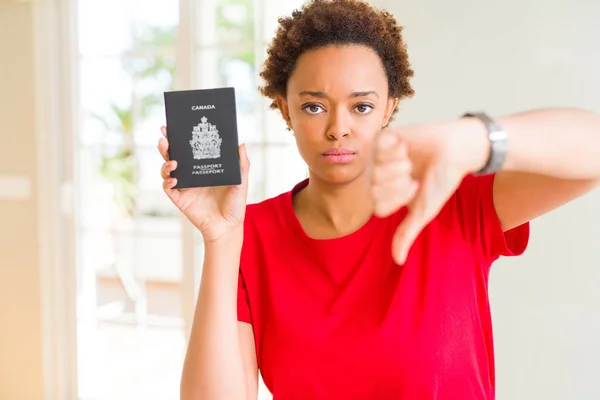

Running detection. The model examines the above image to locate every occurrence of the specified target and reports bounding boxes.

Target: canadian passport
[164,87,241,189]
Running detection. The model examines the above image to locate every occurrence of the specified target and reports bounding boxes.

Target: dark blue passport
[164,87,241,188]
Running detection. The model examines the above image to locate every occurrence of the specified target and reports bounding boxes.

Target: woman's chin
[312,168,365,186]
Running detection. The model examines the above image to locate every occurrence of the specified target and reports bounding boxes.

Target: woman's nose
[326,108,351,140]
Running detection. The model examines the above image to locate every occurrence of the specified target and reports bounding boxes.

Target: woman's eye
[302,104,324,115]
[355,104,374,114]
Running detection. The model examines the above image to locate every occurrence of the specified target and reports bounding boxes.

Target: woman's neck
[293,173,374,239]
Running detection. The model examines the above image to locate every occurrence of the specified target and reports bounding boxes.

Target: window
[189,0,308,205]
[75,0,306,398]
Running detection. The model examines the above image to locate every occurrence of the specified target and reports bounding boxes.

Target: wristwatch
[462,111,508,175]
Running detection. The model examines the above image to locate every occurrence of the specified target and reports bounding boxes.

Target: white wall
[0,2,45,399]
[372,0,600,398]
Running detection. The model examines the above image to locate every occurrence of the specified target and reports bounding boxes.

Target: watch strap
[462,111,508,175]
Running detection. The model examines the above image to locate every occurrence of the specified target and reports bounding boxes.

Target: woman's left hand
[370,121,482,264]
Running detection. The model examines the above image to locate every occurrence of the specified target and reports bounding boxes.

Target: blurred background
[0,0,598,399]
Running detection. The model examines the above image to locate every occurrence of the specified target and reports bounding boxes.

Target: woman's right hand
[158,126,251,243]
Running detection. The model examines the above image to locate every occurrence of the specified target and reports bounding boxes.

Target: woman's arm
[180,229,258,400]
[371,107,600,264]
[455,108,600,230]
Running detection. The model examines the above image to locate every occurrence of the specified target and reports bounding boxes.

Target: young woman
[158,0,600,399]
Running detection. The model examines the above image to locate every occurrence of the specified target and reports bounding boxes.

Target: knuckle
[377,131,395,149]
[376,169,388,184]
[391,162,406,178]
[372,148,384,164]
[398,160,412,174]
[370,185,382,201]
[373,204,383,215]
[374,203,390,217]
[371,166,384,184]
[394,146,405,159]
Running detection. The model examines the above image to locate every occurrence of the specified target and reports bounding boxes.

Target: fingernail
[397,249,406,265]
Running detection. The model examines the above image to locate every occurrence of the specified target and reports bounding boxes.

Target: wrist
[446,117,491,175]
[202,228,244,279]
[203,226,244,249]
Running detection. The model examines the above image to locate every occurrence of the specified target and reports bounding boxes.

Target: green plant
[94,25,177,217]
[94,5,257,217]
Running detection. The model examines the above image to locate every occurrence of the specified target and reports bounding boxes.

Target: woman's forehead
[288,45,388,95]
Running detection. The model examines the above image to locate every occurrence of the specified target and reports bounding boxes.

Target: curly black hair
[258,0,415,119]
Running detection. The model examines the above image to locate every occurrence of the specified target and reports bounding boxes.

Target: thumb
[392,202,426,265]
[239,143,250,184]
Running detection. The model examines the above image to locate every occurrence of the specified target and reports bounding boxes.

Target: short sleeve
[237,269,252,324]
[452,173,530,263]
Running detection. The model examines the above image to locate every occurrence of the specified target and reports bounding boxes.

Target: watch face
[489,129,508,141]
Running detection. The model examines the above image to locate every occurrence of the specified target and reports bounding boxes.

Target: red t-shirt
[238,174,529,399]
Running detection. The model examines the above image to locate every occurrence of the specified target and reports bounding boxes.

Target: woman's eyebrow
[351,91,379,98]
[298,90,379,98]
[299,91,327,98]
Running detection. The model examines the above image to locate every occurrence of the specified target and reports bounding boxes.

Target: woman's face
[277,44,398,185]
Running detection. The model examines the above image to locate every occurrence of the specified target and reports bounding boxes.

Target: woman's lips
[321,148,357,164]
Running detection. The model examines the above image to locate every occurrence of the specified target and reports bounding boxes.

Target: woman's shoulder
[243,181,302,236]
[240,184,302,267]
[245,191,287,222]
[244,179,307,225]
[435,173,494,226]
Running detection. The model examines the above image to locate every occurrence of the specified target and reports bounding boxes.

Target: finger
[371,176,418,202]
[374,134,408,164]
[374,141,409,164]
[375,129,399,151]
[160,126,167,137]
[163,178,181,206]
[158,137,170,162]
[372,180,419,217]
[161,160,177,180]
[162,177,179,196]
[371,159,412,185]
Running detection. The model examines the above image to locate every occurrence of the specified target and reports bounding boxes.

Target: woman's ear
[383,97,399,127]
[276,96,292,130]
